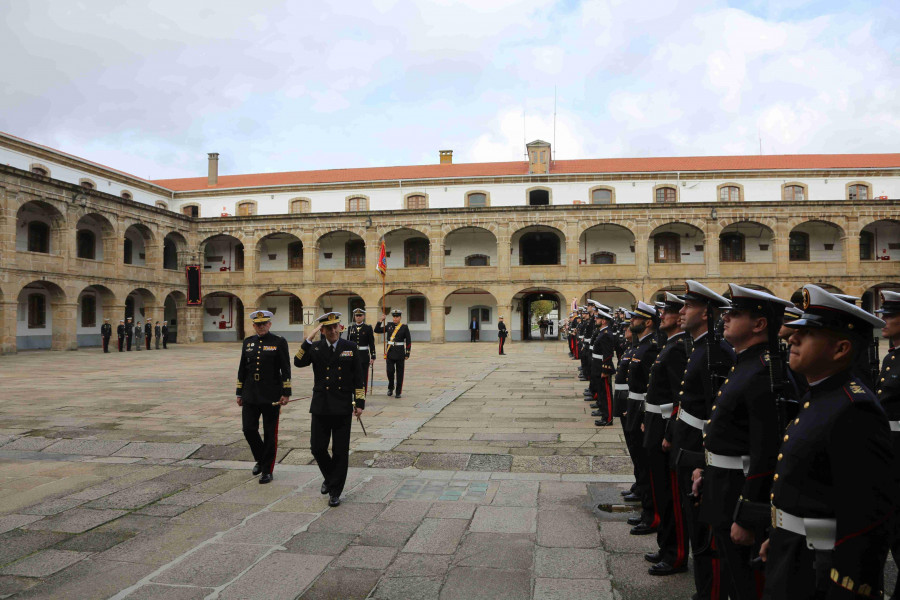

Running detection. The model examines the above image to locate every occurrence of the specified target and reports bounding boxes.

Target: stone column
[430,304,445,344]
[53,302,79,351]
[182,305,204,344]
[564,222,579,279]
[430,230,444,282]
[497,224,511,278]
[302,232,316,285]
[634,221,650,275]
[364,229,380,284]
[774,218,791,276]
[843,217,860,277]
[0,301,17,355]
[705,221,721,277]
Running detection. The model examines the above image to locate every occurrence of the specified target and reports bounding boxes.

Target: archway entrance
[519,290,561,341]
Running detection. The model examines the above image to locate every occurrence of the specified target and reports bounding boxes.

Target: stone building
[1,131,898,353]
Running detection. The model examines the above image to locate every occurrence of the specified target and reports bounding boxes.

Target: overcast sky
[1,0,898,180]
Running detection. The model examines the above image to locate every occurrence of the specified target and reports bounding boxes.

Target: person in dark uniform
[588,309,616,426]
[162,321,169,348]
[345,308,376,395]
[498,316,508,355]
[117,319,125,352]
[235,310,291,484]
[134,319,143,352]
[692,284,792,597]
[374,309,412,398]
[125,317,133,351]
[100,318,112,353]
[470,315,479,342]
[876,290,900,600]
[674,280,735,600]
[761,284,893,599]
[144,319,152,350]
[154,321,161,349]
[579,303,597,382]
[294,312,365,507]
[643,292,690,576]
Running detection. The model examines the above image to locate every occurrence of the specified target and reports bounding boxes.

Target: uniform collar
[807,369,853,397]
[736,342,767,363]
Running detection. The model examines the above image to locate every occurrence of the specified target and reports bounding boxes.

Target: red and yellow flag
[376,240,387,278]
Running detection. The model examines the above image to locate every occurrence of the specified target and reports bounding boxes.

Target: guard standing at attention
[374,309,412,398]
[144,319,153,350]
[761,285,894,599]
[294,312,365,507]
[498,316,508,355]
[588,309,616,426]
[161,321,169,348]
[154,321,161,350]
[236,310,291,484]
[877,290,900,599]
[614,317,638,500]
[125,317,133,351]
[117,319,126,352]
[100,318,112,353]
[345,308,376,394]
[134,320,143,351]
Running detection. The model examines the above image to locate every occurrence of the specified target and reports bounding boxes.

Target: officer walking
[761,285,893,599]
[345,308,376,394]
[498,316,508,355]
[144,319,153,350]
[117,319,125,352]
[154,321,161,350]
[236,310,291,484]
[294,312,365,507]
[162,321,169,348]
[100,318,112,353]
[876,290,900,598]
[134,320,143,351]
[374,309,412,398]
[125,317,133,351]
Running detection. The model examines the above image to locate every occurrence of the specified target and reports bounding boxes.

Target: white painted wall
[15,206,53,252]
[256,294,305,341]
[510,227,567,265]
[793,222,844,262]
[719,222,774,262]
[76,217,105,260]
[444,228,497,267]
[579,225,636,264]
[202,295,243,341]
[648,223,705,264]
[203,236,242,271]
[445,292,498,342]
[384,229,429,269]
[16,287,51,349]
[258,234,302,271]
[862,220,900,261]
[124,227,147,266]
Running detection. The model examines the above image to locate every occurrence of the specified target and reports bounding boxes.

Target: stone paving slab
[25,508,128,534]
[218,552,333,599]
[43,439,130,456]
[151,543,269,587]
[0,549,90,577]
[470,506,537,534]
[114,442,203,460]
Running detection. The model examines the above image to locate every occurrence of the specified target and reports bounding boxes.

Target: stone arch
[201,234,245,272]
[180,202,200,218]
[443,287,499,342]
[859,219,900,262]
[203,291,246,341]
[588,185,616,205]
[317,230,366,270]
[444,226,498,268]
[123,223,156,267]
[649,285,685,303]
[29,163,52,177]
[511,224,566,266]
[17,280,71,350]
[15,199,67,255]
[255,290,305,340]
[155,200,169,210]
[76,284,117,347]
[510,287,565,341]
[256,232,304,272]
[861,282,900,314]
[581,286,637,309]
[383,227,430,269]
[788,220,844,262]
[578,223,635,265]
[79,177,97,190]
[719,220,774,263]
[379,288,431,341]
[163,290,186,344]
[789,283,844,305]
[163,231,188,270]
[75,212,116,262]
[648,221,705,264]
[315,289,367,322]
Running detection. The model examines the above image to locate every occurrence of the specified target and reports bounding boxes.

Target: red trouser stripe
[669,469,687,568]
[711,536,721,600]
[754,570,765,599]
[647,468,661,528]
[605,378,613,420]
[269,415,280,474]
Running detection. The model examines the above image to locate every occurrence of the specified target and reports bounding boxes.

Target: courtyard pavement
[0,338,697,599]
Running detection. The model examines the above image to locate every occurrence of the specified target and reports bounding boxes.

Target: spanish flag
[376,240,387,277]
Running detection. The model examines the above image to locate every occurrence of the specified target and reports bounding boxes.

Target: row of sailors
[562,284,900,600]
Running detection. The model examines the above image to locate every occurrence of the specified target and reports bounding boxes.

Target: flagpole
[381,270,387,359]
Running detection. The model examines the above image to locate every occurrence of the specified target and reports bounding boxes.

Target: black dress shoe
[622,493,640,502]
[648,561,687,576]
[387,390,393,396]
[591,410,603,417]
[259,473,273,484]
[630,523,658,536]
[589,403,600,409]
[644,551,662,563]
[321,482,329,495]
[395,393,402,398]
[620,489,632,497]
[578,376,589,381]
[252,463,262,476]
[328,494,341,507]
[595,419,614,427]
[627,516,643,526]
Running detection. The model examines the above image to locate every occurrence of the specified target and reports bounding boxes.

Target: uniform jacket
[700,342,780,526]
[155,324,161,338]
[294,337,365,414]
[470,319,479,331]
[374,321,411,360]
[235,332,292,404]
[345,322,376,361]
[590,327,615,377]
[117,324,125,338]
[768,370,895,600]
[498,322,508,338]
[101,323,112,338]
[643,331,688,450]
[624,332,659,432]
[613,345,635,417]
[144,322,152,338]
[134,325,144,340]
[877,346,900,479]
[125,323,133,339]
[161,324,169,338]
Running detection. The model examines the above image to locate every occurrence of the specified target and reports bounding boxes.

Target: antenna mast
[552,86,557,161]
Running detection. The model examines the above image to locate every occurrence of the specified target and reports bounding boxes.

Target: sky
[1,0,898,180]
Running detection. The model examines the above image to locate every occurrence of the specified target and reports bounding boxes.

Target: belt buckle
[771,505,777,528]
[254,373,260,381]
[704,448,710,466]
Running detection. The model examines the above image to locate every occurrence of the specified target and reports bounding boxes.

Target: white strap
[659,403,674,419]
[614,383,629,392]
[390,341,406,345]
[645,403,662,414]
[705,450,750,476]
[627,392,646,401]
[357,346,369,350]
[678,408,705,431]
[772,507,836,550]
[591,353,604,360]
[890,420,900,432]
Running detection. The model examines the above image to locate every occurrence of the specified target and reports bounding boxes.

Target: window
[76,230,96,259]
[528,189,550,205]
[31,166,48,176]
[290,198,310,213]
[654,232,680,263]
[27,221,50,253]
[80,180,95,190]
[590,251,616,264]
[123,237,133,264]
[345,240,365,268]
[27,294,46,328]
[406,194,427,210]
[289,297,303,324]
[789,232,809,261]
[720,233,745,262]
[347,197,368,211]
[121,191,133,200]
[466,192,488,208]
[237,202,256,216]
[465,254,490,266]
[591,189,612,205]
[408,297,426,322]
[655,187,676,203]
[182,205,199,217]
[404,238,429,267]
[81,295,96,328]
[860,231,874,261]
[234,244,245,271]
[848,184,869,201]
[288,241,303,270]
[783,185,806,202]
[719,186,741,202]
[163,239,178,270]
[156,201,168,210]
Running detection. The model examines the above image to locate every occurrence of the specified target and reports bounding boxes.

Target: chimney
[439,150,453,165]
[207,153,219,186]
[526,140,551,175]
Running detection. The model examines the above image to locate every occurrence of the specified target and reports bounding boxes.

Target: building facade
[1,132,898,353]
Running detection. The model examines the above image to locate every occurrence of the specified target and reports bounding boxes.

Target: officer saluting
[100,318,112,353]
[876,290,900,599]
[235,310,291,484]
[761,285,894,599]
[374,309,412,398]
[294,312,365,507]
[345,308,376,394]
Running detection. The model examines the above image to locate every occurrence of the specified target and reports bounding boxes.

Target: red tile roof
[151,153,900,191]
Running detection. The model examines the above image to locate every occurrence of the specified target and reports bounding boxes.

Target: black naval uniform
[671,332,735,600]
[144,321,152,350]
[161,323,169,348]
[116,322,125,352]
[765,371,894,600]
[236,332,291,475]
[878,345,900,600]
[625,332,661,529]
[643,331,689,570]
[345,321,376,393]
[498,320,508,355]
[100,322,112,353]
[580,317,594,380]
[702,343,780,599]
[294,336,365,497]
[154,323,161,349]
[374,320,412,396]
[589,325,616,422]
[125,320,133,351]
